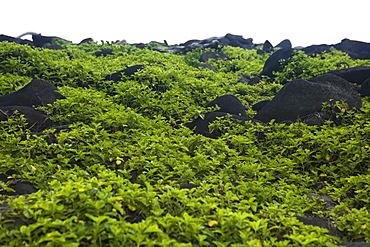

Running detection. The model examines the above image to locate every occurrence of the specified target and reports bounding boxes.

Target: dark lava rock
[329,66,370,84]
[335,39,370,59]
[262,40,273,53]
[29,33,69,48]
[186,111,232,138]
[78,38,94,45]
[180,184,201,190]
[248,76,261,85]
[105,65,145,81]
[237,75,261,85]
[224,33,253,49]
[306,193,337,210]
[296,216,342,237]
[198,63,217,72]
[199,51,228,62]
[237,74,251,84]
[252,100,270,112]
[7,181,38,195]
[94,49,114,57]
[300,111,333,126]
[360,77,370,96]
[260,48,294,78]
[0,34,33,46]
[0,106,54,131]
[302,44,333,56]
[187,95,250,138]
[205,94,248,118]
[0,79,65,108]
[275,39,292,49]
[254,74,361,123]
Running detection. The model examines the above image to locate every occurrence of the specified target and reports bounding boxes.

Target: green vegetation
[0,40,370,246]
[273,49,370,83]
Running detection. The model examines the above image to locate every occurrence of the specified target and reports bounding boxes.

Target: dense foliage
[0,41,370,246]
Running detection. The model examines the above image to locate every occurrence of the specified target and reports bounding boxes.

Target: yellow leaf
[361,224,367,229]
[78,188,85,192]
[127,204,136,211]
[207,220,218,227]
[253,239,262,247]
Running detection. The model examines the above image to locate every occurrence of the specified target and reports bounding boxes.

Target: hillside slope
[0,37,370,246]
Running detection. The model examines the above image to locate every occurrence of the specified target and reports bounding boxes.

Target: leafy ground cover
[0,41,370,246]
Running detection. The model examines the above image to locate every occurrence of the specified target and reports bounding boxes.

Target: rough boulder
[254,74,362,123]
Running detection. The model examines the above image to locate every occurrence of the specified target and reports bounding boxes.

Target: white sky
[1,0,369,47]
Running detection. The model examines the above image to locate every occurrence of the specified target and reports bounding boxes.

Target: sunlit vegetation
[0,41,369,246]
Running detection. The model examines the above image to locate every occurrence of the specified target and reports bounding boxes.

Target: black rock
[187,95,250,138]
[198,63,217,72]
[306,193,337,210]
[8,181,38,195]
[94,49,114,57]
[181,39,201,46]
[0,34,33,46]
[329,66,370,84]
[335,39,370,59]
[296,216,342,237]
[186,111,230,138]
[360,77,370,96]
[105,65,145,81]
[0,106,54,131]
[275,39,292,49]
[301,111,332,126]
[180,184,201,190]
[31,33,69,48]
[261,48,294,78]
[205,94,248,118]
[199,51,228,62]
[248,76,261,85]
[302,44,333,56]
[237,74,251,84]
[0,79,65,108]
[224,33,253,49]
[79,38,94,45]
[254,74,361,123]
[262,40,274,53]
[252,100,270,112]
